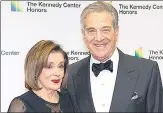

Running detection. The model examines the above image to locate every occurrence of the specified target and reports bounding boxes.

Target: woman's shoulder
[10,90,32,103]
[8,97,26,112]
[8,91,35,112]
[8,91,31,112]
[18,90,33,100]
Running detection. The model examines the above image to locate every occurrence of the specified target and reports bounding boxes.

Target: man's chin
[92,54,108,61]
[97,57,107,62]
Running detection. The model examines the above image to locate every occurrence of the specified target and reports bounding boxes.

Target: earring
[34,74,37,82]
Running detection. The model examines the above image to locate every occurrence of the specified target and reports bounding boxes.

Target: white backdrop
[1,1,163,112]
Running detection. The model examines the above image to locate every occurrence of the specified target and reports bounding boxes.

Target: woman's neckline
[30,90,60,105]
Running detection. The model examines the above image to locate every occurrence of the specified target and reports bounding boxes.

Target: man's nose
[94,30,104,41]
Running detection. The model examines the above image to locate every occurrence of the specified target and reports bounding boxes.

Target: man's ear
[81,29,85,36]
[81,29,88,48]
[81,29,86,41]
[115,26,119,41]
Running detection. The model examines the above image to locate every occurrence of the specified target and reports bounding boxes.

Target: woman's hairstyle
[24,40,68,91]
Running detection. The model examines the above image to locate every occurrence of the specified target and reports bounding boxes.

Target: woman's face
[38,52,65,91]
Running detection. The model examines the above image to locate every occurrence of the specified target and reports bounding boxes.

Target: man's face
[82,11,119,62]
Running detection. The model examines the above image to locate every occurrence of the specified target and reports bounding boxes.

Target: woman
[8,40,74,112]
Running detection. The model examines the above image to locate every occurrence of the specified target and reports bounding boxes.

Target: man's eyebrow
[86,26,111,30]
[86,27,96,31]
[102,26,111,29]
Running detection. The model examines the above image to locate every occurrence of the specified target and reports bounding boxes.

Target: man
[67,1,163,112]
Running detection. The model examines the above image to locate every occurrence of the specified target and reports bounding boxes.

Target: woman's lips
[51,79,60,83]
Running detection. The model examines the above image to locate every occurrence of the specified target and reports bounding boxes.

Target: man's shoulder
[68,56,89,76]
[118,49,156,67]
[123,53,156,69]
[69,56,89,70]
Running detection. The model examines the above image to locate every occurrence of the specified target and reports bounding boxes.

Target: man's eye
[89,30,96,33]
[102,29,110,32]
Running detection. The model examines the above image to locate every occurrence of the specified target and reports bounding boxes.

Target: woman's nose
[53,70,60,77]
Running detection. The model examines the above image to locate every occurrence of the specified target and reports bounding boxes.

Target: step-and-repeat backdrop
[1,1,163,112]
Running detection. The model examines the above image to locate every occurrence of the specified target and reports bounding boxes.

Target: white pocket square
[131,92,139,100]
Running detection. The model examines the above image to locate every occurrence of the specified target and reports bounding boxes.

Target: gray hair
[80,1,119,31]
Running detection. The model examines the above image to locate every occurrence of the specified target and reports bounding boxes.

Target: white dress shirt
[90,48,119,112]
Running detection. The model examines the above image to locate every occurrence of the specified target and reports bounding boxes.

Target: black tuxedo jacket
[67,49,163,112]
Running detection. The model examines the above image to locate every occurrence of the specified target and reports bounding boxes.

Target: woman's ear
[57,88,61,92]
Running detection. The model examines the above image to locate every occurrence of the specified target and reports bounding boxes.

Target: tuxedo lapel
[74,56,96,112]
[109,49,140,112]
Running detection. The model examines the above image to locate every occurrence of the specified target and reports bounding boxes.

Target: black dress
[8,89,74,112]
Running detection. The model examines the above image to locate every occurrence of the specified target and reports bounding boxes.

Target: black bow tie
[92,60,113,77]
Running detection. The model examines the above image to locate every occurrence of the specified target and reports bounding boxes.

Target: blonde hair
[24,40,68,91]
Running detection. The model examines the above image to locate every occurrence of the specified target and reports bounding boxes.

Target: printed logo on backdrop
[135,47,143,58]
[10,1,81,12]
[11,1,23,12]
[118,3,163,15]
[135,47,163,61]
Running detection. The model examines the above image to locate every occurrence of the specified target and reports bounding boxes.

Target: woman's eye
[44,65,52,69]
[59,65,64,68]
